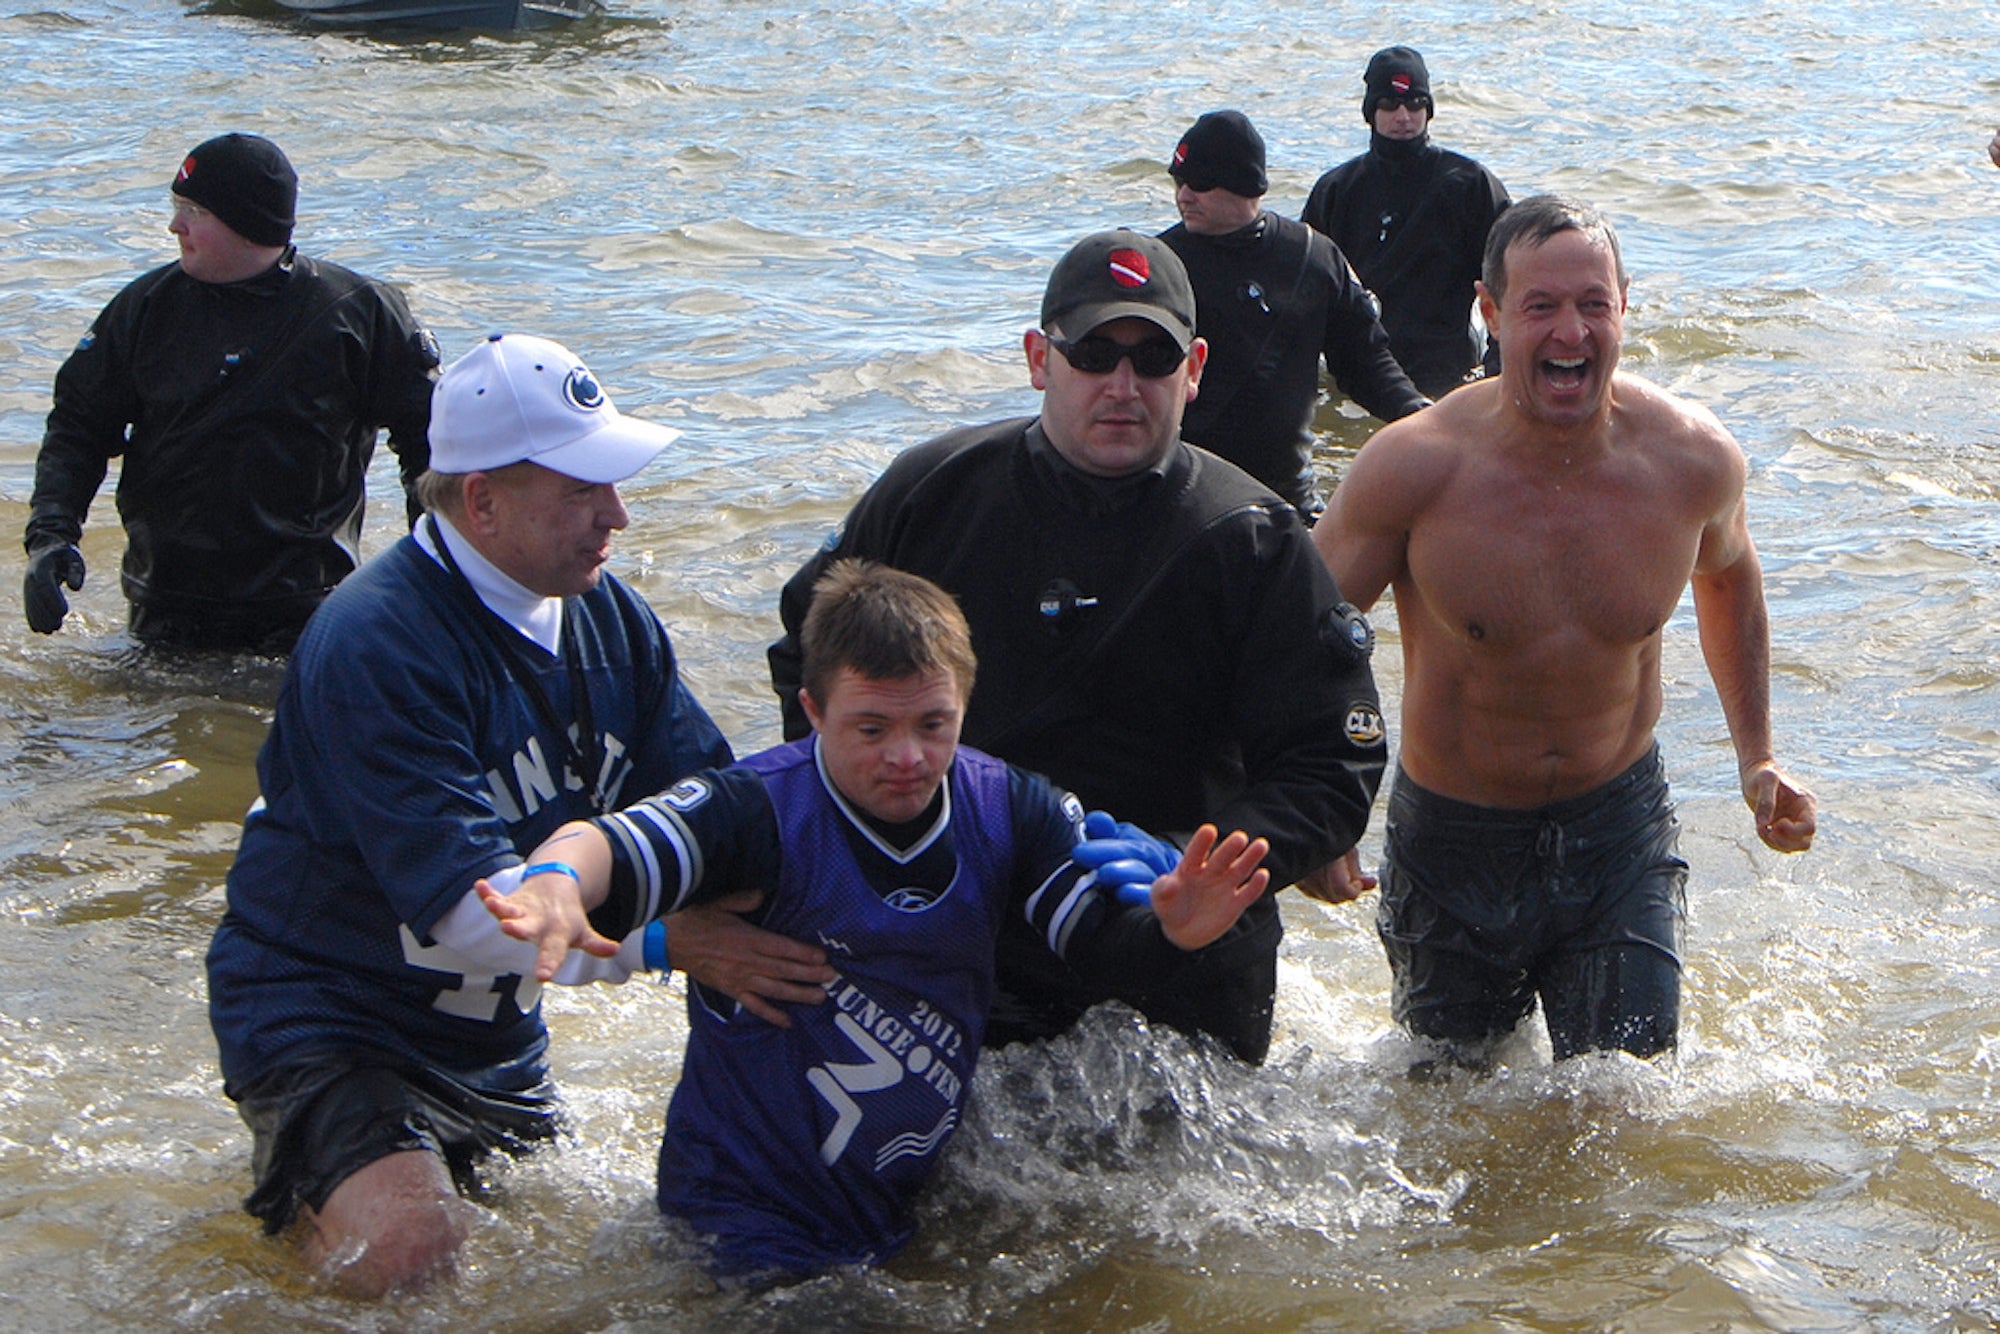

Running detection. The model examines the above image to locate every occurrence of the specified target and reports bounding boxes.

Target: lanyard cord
[427,514,607,814]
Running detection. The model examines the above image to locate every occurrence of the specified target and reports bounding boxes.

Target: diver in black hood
[1302,46,1514,401]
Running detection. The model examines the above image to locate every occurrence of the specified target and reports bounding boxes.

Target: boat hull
[272,0,598,30]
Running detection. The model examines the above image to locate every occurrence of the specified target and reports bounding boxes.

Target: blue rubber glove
[1072,809,1180,907]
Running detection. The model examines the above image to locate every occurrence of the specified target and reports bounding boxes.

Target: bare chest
[1404,466,1701,651]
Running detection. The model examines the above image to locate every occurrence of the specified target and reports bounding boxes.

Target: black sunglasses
[1377,96,1431,114]
[1048,334,1187,378]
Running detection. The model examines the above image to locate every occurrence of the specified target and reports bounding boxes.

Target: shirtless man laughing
[1315,193,1816,1064]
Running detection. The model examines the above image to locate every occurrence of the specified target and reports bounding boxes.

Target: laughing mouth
[1543,356,1588,388]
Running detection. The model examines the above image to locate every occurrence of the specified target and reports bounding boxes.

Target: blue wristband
[642,918,669,973]
[522,861,581,884]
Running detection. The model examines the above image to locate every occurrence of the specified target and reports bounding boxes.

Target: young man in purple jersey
[482,559,1269,1277]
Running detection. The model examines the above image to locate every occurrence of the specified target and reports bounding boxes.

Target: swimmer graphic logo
[807,1013,904,1165]
[1107,248,1151,289]
[808,979,966,1169]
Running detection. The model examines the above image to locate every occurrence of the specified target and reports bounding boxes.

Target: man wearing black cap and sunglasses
[1303,47,1513,401]
[1162,109,1427,522]
[761,231,1388,1064]
[23,132,439,653]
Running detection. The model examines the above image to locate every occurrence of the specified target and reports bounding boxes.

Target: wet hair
[1482,194,1628,303]
[800,559,977,707]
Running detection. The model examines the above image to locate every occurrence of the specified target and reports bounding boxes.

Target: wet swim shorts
[233,1049,559,1233]
[1375,746,1688,1061]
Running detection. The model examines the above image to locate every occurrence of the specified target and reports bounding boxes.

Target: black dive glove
[24,541,86,634]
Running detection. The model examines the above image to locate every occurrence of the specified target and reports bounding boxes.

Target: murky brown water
[3,0,1999,1326]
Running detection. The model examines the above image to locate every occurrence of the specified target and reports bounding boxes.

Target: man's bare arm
[1315,408,1454,611]
[1315,444,1409,613]
[1690,515,1817,853]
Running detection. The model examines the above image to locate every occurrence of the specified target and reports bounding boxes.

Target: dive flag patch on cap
[177,156,197,184]
[1108,248,1151,289]
[1390,73,1412,95]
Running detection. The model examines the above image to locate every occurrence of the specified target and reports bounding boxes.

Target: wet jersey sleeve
[1005,766,1193,985]
[588,766,783,938]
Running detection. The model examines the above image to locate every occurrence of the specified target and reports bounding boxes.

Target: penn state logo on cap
[565,367,605,412]
[429,333,682,485]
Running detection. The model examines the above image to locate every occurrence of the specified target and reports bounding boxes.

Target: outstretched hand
[1148,824,1270,951]
[477,870,619,982]
[1742,760,1818,853]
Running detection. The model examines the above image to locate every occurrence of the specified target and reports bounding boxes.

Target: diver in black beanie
[1303,46,1514,400]
[1169,110,1269,199]
[24,133,439,652]
[1160,108,1426,520]
[171,133,299,248]
[1361,46,1432,121]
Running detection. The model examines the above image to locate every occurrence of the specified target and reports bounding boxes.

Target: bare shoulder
[1613,372,1747,500]
[1321,394,1482,599]
[1341,384,1483,501]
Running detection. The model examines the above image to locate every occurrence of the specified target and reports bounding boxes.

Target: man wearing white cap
[205,334,739,1296]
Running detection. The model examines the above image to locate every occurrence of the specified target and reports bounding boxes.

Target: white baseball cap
[429,333,682,483]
